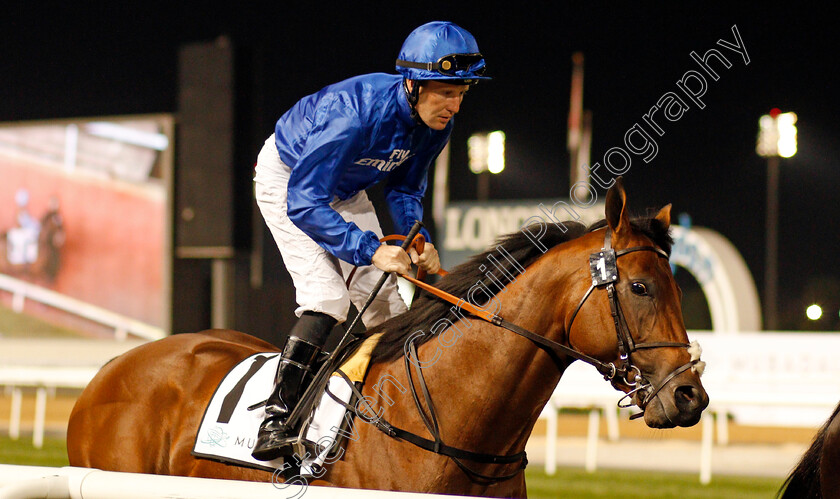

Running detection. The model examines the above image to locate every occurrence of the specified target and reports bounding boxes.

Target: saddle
[192,333,382,475]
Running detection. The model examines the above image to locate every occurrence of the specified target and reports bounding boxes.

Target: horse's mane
[368,212,673,364]
[777,401,840,498]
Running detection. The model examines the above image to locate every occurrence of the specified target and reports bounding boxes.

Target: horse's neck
[442,323,569,451]
[384,253,577,452]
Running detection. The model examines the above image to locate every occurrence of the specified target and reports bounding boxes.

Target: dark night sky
[3,2,838,329]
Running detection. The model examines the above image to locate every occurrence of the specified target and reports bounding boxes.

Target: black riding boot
[251,312,336,461]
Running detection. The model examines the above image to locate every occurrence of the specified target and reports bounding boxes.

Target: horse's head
[562,178,708,428]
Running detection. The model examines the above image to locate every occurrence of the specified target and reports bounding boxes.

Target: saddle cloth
[192,333,382,474]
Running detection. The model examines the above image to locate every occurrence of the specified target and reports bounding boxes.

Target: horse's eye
[631,282,648,296]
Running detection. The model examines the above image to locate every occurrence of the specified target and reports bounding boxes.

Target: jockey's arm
[285,117,384,267]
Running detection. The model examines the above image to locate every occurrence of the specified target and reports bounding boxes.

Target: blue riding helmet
[396,21,490,84]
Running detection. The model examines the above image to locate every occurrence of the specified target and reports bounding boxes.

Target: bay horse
[67,179,708,497]
[778,400,840,498]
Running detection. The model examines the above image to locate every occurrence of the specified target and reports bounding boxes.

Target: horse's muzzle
[642,376,709,428]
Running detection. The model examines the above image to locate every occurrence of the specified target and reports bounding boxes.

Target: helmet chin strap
[403,79,427,127]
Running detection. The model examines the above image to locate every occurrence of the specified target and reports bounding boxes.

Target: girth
[325,366,527,485]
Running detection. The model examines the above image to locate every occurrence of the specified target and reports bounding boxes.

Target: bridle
[401,227,699,417]
[563,227,699,417]
[328,227,700,483]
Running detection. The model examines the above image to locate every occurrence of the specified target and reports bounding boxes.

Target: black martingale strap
[405,341,442,451]
[564,283,596,340]
[490,316,616,378]
[329,369,528,484]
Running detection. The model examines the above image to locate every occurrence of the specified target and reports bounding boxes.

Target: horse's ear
[655,203,672,229]
[605,176,629,234]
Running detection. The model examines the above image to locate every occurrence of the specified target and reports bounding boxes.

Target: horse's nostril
[675,385,696,405]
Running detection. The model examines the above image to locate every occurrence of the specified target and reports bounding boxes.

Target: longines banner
[436,199,761,333]
[438,199,606,269]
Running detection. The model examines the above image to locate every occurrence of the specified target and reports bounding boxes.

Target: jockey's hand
[372,245,412,275]
[408,242,441,275]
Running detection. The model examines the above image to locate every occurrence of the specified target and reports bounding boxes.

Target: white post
[604,404,620,441]
[700,411,713,484]
[584,408,599,472]
[11,291,25,313]
[715,410,729,445]
[9,388,22,440]
[544,406,557,476]
[33,388,47,449]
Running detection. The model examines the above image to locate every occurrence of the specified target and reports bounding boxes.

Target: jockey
[251,21,490,461]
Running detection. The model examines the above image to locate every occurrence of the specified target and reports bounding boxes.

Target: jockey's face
[411,80,469,130]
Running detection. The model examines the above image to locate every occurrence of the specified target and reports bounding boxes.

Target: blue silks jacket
[274,73,450,266]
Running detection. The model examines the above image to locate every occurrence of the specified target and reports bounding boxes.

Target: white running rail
[0,465,476,499]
